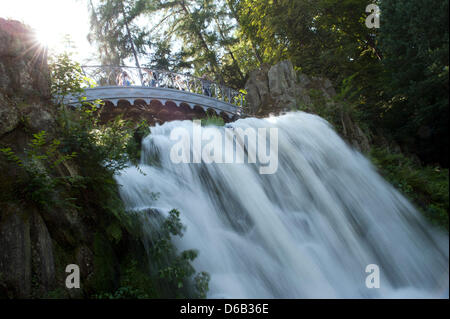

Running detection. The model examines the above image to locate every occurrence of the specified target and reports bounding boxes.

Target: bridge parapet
[85,66,243,105]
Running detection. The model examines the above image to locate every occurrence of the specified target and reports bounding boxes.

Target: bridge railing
[80,66,246,109]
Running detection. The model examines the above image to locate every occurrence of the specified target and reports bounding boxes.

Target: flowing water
[115,112,449,298]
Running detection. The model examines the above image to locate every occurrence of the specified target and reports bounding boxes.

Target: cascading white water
[115,112,449,298]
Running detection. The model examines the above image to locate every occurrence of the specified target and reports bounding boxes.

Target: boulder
[244,64,271,114]
[244,60,338,115]
[244,60,371,152]
[267,60,298,110]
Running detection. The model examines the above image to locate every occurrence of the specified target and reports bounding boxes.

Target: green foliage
[94,259,155,299]
[87,0,151,66]
[49,52,95,104]
[50,54,208,299]
[94,209,210,299]
[44,288,66,299]
[126,120,151,165]
[301,89,340,128]
[147,209,209,298]
[0,147,21,166]
[91,232,119,293]
[194,272,210,299]
[200,114,225,126]
[232,0,381,80]
[0,131,77,209]
[55,107,143,227]
[88,0,247,86]
[84,0,449,168]
[146,39,192,72]
[370,147,449,230]
[379,0,449,166]
[106,221,123,244]
[1,51,209,299]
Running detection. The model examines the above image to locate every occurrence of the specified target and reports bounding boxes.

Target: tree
[379,0,449,166]
[147,40,191,71]
[87,0,151,66]
[150,0,221,77]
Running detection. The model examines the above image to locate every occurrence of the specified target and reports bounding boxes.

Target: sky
[0,0,96,63]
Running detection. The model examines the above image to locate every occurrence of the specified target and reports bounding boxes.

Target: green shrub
[370,147,449,230]
[200,114,225,126]
[147,209,209,298]
[49,52,95,105]
[94,209,210,299]
[126,120,151,165]
[0,131,77,209]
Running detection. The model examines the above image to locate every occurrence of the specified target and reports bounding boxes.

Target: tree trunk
[214,16,245,82]
[225,0,263,66]
[120,1,143,84]
[179,0,220,77]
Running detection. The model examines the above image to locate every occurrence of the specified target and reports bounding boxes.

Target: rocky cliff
[0,19,147,299]
[0,19,54,137]
[0,19,56,298]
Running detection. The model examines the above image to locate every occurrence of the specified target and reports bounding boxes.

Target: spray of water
[115,112,448,298]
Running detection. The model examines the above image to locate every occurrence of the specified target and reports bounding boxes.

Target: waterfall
[115,111,448,298]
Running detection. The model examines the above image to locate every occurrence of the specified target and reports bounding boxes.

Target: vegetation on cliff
[0,48,209,298]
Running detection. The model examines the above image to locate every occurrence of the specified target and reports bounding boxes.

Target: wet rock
[30,212,55,295]
[21,103,55,132]
[76,245,94,280]
[0,94,19,136]
[0,204,32,298]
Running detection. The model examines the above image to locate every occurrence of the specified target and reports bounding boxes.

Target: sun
[2,0,94,61]
[32,21,84,55]
[34,29,50,47]
[33,26,61,51]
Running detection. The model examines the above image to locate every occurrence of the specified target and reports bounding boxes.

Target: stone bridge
[63,66,245,124]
